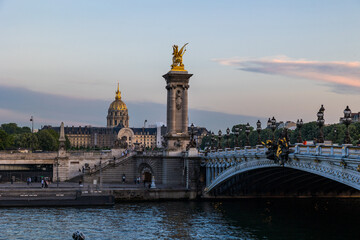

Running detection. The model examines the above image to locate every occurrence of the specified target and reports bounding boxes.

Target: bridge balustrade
[348,147,360,158]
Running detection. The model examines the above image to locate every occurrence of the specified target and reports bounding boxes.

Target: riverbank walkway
[0,182,174,190]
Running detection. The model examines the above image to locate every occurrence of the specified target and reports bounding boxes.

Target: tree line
[200,122,360,149]
[0,123,70,151]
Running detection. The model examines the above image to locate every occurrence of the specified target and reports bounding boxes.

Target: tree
[37,129,58,151]
[0,129,13,150]
[65,135,71,149]
[15,133,39,150]
[1,123,31,134]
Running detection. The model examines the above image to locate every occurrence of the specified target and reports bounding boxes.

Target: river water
[0,198,359,240]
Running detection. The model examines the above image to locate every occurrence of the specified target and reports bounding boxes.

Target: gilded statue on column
[171,43,188,71]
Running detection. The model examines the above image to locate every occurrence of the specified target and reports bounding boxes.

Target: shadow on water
[211,198,360,240]
[0,199,359,239]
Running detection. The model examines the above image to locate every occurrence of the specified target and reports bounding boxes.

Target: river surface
[0,198,359,240]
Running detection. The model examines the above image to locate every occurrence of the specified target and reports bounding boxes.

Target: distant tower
[163,43,192,151]
[107,83,129,128]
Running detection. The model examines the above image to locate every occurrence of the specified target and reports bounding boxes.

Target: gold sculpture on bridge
[171,43,188,71]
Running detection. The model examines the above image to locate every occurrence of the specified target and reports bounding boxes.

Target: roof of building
[131,128,157,135]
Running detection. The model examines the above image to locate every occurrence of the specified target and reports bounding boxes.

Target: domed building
[48,82,208,149]
[107,84,129,128]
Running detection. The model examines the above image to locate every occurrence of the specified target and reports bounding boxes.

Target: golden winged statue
[171,43,188,71]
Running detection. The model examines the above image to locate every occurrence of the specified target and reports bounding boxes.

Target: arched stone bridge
[201,145,360,196]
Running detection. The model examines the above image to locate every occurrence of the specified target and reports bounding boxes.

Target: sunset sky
[0,0,359,131]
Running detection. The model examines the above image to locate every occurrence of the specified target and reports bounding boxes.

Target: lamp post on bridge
[226,127,230,148]
[316,105,325,144]
[234,126,240,147]
[296,119,303,143]
[218,130,222,150]
[268,117,277,141]
[256,120,261,145]
[343,106,352,144]
[245,123,250,146]
[210,131,215,150]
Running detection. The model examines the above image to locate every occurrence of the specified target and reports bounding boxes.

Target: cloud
[0,85,263,131]
[0,108,89,127]
[213,56,360,93]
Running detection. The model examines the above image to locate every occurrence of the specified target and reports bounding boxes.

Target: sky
[0,0,360,131]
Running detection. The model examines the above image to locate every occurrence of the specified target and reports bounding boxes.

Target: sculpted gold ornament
[171,43,188,71]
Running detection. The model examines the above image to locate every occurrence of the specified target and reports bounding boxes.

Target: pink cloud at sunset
[214,57,360,90]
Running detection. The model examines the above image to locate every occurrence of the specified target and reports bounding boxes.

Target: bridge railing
[204,144,360,160]
[293,145,360,159]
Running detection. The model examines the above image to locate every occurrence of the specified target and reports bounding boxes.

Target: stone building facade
[45,84,207,149]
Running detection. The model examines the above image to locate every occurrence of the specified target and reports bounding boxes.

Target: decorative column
[163,43,193,152]
[182,86,189,133]
[163,72,192,151]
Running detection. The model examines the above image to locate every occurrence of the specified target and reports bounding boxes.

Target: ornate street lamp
[270,117,277,141]
[234,126,240,147]
[245,123,250,146]
[267,118,271,129]
[210,131,215,150]
[218,130,222,149]
[296,119,303,143]
[205,136,210,151]
[256,120,261,145]
[226,127,230,148]
[188,123,196,148]
[316,105,325,143]
[343,106,352,144]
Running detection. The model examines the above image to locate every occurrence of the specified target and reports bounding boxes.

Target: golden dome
[109,83,127,111]
[109,99,127,111]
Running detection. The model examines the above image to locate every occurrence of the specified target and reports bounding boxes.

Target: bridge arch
[206,157,360,195]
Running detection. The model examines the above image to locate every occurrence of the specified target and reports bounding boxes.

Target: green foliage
[0,129,13,150]
[65,135,71,149]
[37,129,58,151]
[1,123,31,134]
[15,133,39,150]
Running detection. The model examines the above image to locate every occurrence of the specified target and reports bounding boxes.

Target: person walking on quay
[122,174,126,183]
[27,177,32,186]
[41,178,44,188]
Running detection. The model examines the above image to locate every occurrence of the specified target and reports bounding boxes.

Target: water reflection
[0,199,359,239]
